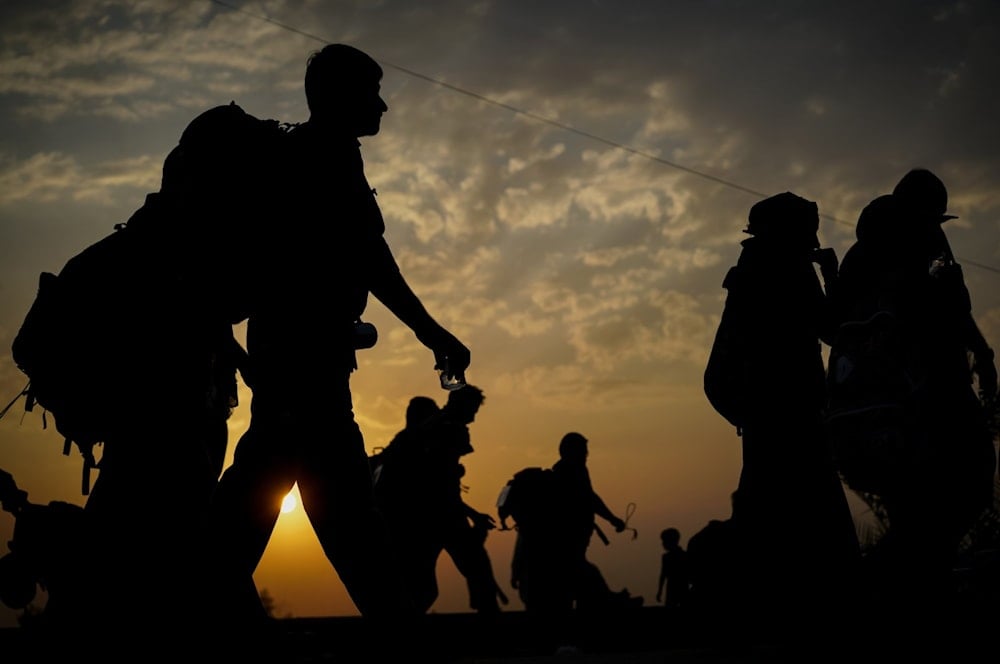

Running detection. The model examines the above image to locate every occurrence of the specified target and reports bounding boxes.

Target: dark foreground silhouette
[3,593,1000,664]
[704,191,863,635]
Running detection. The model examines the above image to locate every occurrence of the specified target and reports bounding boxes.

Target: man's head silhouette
[305,43,388,136]
[855,194,905,245]
[558,432,588,463]
[405,396,439,429]
[444,384,485,426]
[893,167,959,239]
[660,527,681,549]
[744,191,820,249]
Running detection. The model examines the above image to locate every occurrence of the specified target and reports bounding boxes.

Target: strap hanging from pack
[0,381,31,421]
[81,452,95,496]
[0,381,96,494]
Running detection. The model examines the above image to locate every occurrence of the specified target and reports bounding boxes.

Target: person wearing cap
[705,192,861,634]
[839,170,998,613]
[892,168,996,404]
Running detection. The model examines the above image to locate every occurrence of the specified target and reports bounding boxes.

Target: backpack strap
[57,435,97,496]
[0,382,96,495]
[80,449,96,496]
[0,381,30,421]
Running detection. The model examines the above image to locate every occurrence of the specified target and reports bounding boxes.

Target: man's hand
[611,516,627,533]
[371,268,470,380]
[472,511,497,531]
[420,327,470,383]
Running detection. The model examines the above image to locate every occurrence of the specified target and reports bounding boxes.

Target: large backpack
[370,432,423,508]
[3,102,286,493]
[9,224,140,492]
[704,265,749,434]
[496,466,557,531]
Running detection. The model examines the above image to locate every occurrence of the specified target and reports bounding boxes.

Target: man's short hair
[405,396,439,428]
[661,528,681,545]
[444,384,485,419]
[559,432,588,459]
[304,43,383,115]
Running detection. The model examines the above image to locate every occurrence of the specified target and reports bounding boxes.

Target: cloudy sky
[2,0,1000,625]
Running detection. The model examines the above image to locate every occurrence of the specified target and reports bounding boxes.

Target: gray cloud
[0,151,159,204]
[3,0,997,384]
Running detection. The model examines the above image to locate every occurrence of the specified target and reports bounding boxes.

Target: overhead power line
[208,0,1000,275]
[206,0,767,199]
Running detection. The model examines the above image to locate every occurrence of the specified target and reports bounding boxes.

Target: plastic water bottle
[437,358,466,391]
[929,255,948,277]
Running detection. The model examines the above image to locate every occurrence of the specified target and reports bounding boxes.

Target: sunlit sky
[2,0,1000,626]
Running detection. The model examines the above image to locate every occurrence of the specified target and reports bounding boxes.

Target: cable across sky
[208,0,1000,275]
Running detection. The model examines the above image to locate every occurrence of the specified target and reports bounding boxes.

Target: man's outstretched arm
[368,240,470,381]
[592,491,626,532]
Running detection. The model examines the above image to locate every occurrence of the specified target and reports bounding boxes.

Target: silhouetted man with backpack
[508,432,637,651]
[706,192,861,640]
[204,43,470,646]
[8,104,262,654]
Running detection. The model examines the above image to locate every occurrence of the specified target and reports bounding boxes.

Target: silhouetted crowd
[2,42,999,663]
[700,173,999,650]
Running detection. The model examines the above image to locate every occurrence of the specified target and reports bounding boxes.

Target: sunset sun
[280,491,297,514]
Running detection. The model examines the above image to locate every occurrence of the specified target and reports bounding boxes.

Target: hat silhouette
[892,168,958,222]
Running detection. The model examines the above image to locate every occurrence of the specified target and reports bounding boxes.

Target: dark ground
[0,607,786,662]
[2,599,998,664]
[2,547,999,662]
[283,601,998,663]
